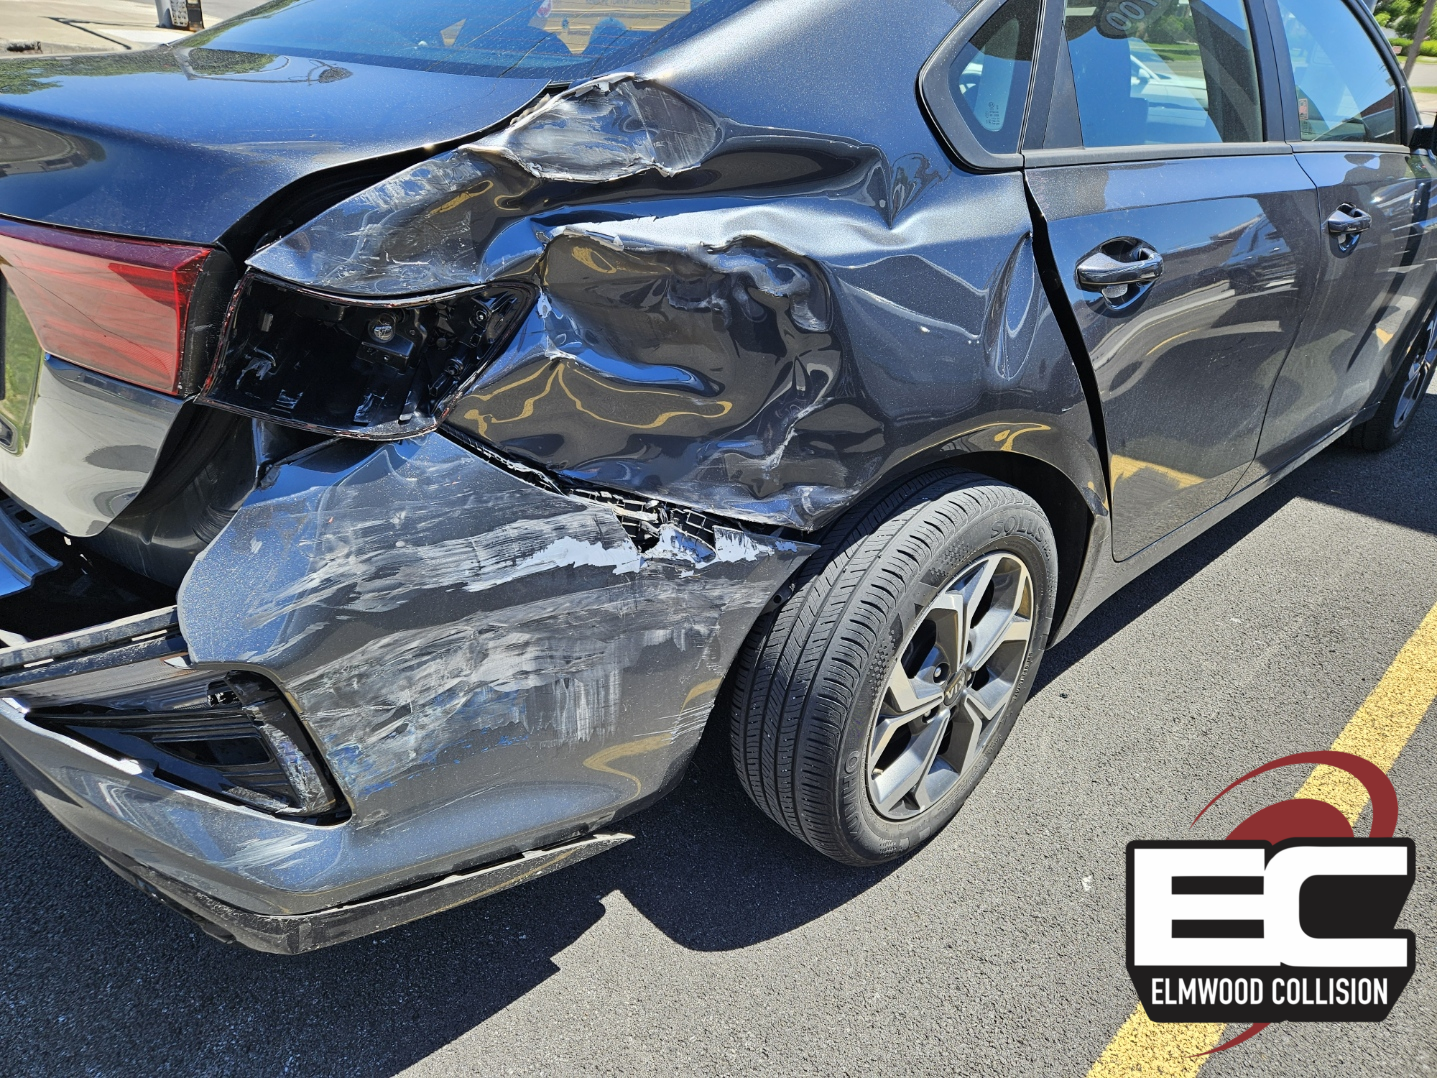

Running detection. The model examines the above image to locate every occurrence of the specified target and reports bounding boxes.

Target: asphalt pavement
[2,395,1436,1077]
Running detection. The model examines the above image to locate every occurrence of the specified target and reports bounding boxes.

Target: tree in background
[1379,0,1424,36]
[1408,0,1437,75]
[1378,0,1437,73]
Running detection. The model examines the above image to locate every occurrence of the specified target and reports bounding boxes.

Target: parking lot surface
[3,394,1436,1077]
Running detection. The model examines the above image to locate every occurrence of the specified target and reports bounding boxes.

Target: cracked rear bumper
[0,432,812,947]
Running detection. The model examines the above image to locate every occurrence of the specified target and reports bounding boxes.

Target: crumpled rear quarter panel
[444,192,1063,529]
[248,0,1103,533]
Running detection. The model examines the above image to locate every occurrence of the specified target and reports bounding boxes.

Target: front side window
[1274,0,1399,144]
[1064,0,1262,147]
[947,0,1042,155]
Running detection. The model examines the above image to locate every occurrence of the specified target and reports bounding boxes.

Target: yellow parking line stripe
[1296,602,1437,821]
[1086,1009,1224,1078]
[1085,597,1437,1077]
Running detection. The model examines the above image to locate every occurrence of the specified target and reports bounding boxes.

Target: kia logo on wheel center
[1126,752,1417,1050]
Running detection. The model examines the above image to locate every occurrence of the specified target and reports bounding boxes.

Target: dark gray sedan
[0,0,1430,951]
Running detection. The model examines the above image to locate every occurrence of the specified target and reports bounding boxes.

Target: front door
[1026,0,1321,559]
[1254,0,1437,467]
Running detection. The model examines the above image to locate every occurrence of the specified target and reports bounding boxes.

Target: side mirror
[1410,124,1436,154]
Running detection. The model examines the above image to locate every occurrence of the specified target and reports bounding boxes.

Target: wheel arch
[943,450,1096,637]
[803,444,1106,642]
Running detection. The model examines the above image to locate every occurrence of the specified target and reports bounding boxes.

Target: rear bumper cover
[0,431,811,946]
[100,832,632,955]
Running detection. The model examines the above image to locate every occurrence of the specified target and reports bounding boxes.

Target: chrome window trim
[1023,140,1292,168]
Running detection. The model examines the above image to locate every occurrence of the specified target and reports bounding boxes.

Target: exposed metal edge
[112,832,632,954]
[0,606,179,674]
[441,426,806,544]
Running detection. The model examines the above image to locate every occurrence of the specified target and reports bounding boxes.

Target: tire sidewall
[832,491,1057,863]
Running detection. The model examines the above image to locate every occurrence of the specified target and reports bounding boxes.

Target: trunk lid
[0,45,548,244]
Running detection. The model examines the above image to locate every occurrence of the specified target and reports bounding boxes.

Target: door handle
[1326,204,1372,251]
[1076,244,1164,301]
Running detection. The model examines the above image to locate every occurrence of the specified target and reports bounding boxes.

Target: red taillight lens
[0,216,209,395]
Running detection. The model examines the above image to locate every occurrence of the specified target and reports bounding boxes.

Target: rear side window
[192,0,763,81]
[947,0,1042,155]
[1063,0,1262,147]
[1274,0,1399,144]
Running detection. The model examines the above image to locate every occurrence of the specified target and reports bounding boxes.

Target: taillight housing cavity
[199,273,533,438]
[0,216,210,395]
[26,670,344,820]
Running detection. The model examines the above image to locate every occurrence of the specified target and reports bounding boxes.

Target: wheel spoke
[872,709,950,813]
[941,710,984,777]
[960,681,1006,725]
[962,711,982,771]
[870,712,911,762]
[956,554,1000,609]
[966,608,1031,675]
[912,757,958,811]
[928,592,968,679]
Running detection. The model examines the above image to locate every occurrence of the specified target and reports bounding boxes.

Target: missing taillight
[199,273,533,438]
[0,216,209,395]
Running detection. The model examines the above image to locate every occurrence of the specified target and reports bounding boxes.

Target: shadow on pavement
[0,702,892,1076]
[2,404,1434,1076]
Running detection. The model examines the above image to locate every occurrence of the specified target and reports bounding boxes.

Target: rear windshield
[191,0,761,81]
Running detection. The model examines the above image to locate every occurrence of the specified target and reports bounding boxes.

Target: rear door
[1253,0,1437,468]
[1024,0,1321,560]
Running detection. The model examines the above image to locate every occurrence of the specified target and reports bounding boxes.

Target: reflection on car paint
[179,433,815,824]
[250,75,1101,529]
[531,0,694,55]
[0,0,1123,944]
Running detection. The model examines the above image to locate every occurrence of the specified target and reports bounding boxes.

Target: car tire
[728,470,1057,866]
[1344,308,1437,451]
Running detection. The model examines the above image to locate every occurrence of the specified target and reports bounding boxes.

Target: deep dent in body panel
[0,0,1118,939]
[250,75,1096,531]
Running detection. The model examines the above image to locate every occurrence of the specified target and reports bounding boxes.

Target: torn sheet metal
[179,432,813,829]
[246,75,871,297]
